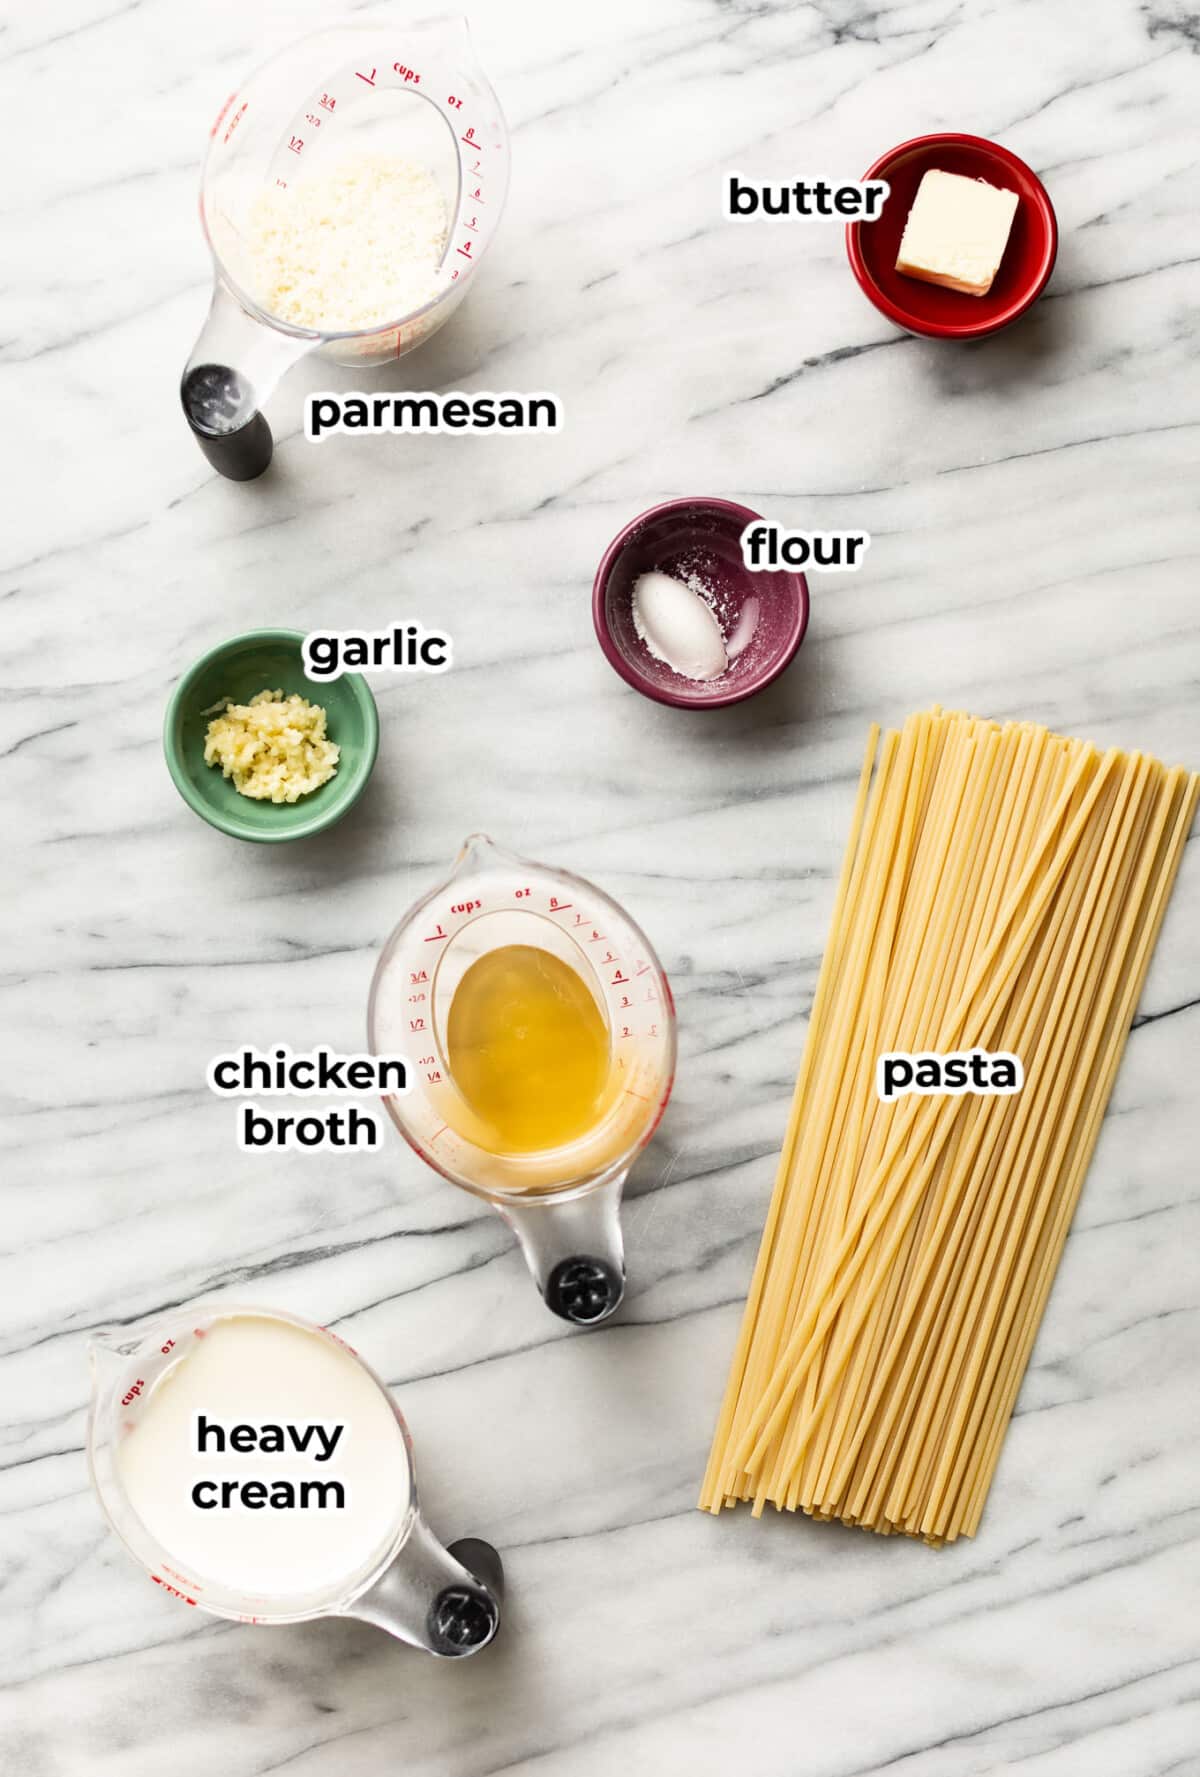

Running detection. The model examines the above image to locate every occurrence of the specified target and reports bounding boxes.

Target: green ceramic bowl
[164,629,379,843]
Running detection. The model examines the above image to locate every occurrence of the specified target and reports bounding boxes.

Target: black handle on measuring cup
[428,1539,505,1658]
[544,1257,624,1325]
[181,364,273,482]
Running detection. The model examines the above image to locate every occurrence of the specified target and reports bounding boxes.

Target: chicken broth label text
[207,1044,408,1152]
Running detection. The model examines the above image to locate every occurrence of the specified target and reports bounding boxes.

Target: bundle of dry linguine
[701,709,1197,1544]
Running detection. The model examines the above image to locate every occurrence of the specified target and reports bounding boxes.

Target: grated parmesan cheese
[244,152,449,331]
[204,690,340,804]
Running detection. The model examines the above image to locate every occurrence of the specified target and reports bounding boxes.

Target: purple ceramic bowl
[592,498,809,709]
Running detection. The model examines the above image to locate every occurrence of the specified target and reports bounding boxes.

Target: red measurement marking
[429,1125,449,1144]
[210,92,237,137]
[635,960,651,977]
[469,188,485,203]
[319,93,336,112]
[464,218,480,231]
[410,968,429,984]
[461,127,478,143]
[304,113,323,129]
[624,1087,651,1102]
[602,952,617,966]
[611,970,629,985]
[573,913,587,927]
[356,67,378,85]
[288,134,304,154]
[588,930,604,942]
[549,897,572,911]
[456,241,474,259]
[152,1576,197,1607]
[222,102,248,146]
[424,925,448,942]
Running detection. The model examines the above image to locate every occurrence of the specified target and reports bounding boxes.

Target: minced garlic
[204,690,339,804]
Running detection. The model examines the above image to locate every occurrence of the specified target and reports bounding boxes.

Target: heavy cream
[116,1314,411,1601]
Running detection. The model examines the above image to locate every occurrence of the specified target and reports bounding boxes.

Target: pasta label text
[876,1049,1023,1103]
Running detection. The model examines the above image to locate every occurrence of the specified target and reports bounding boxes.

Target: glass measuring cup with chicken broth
[369,837,676,1324]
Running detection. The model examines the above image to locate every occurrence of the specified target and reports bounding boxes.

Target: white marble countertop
[5,0,1200,1771]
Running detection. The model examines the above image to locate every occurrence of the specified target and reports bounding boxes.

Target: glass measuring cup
[368,836,677,1325]
[181,19,510,479]
[88,1304,503,1656]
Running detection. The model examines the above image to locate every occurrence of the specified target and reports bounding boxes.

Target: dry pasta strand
[699,710,1197,1542]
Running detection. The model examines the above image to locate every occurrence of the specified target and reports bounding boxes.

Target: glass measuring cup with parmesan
[181,20,510,479]
[89,1305,503,1654]
[369,836,677,1325]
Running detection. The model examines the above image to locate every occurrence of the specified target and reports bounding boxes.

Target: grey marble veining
[3,0,1200,1772]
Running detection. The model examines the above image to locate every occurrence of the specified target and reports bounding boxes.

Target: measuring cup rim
[197,16,509,346]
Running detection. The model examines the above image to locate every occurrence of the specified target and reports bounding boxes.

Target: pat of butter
[895,169,1019,297]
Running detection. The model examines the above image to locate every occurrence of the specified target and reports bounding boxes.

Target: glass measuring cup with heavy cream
[181,20,509,479]
[88,1306,502,1656]
[369,836,677,1325]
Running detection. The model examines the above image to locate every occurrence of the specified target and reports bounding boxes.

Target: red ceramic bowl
[846,133,1057,340]
[592,498,809,710]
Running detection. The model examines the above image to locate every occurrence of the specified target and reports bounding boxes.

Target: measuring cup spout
[452,832,500,876]
[344,1512,502,1657]
[181,282,313,481]
[499,1172,626,1326]
[87,1332,127,1391]
[439,14,472,52]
